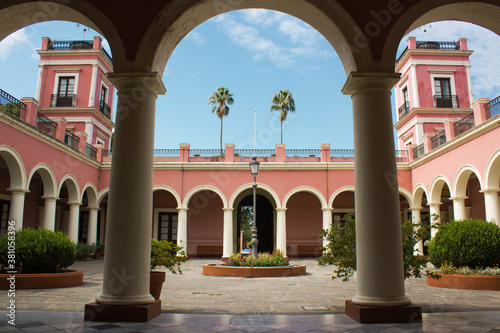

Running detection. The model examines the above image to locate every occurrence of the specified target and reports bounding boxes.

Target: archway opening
[24,171,45,229]
[152,190,179,242]
[237,194,274,254]
[464,173,486,220]
[0,156,11,235]
[332,190,355,226]
[399,193,411,221]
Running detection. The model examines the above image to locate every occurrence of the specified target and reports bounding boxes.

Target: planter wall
[427,274,500,290]
[203,264,306,278]
[0,270,83,289]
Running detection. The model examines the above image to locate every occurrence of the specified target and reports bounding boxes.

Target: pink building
[0,35,499,260]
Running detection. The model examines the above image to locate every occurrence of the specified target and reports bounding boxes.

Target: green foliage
[95,241,105,253]
[0,228,76,273]
[225,250,289,267]
[317,213,430,281]
[150,239,187,274]
[209,86,234,156]
[270,89,296,144]
[427,261,500,276]
[76,242,95,259]
[0,102,21,117]
[428,219,500,268]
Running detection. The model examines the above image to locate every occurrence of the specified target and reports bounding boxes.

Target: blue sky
[1,11,499,150]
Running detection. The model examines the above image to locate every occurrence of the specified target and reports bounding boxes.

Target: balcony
[413,143,424,160]
[51,94,76,107]
[36,112,57,137]
[86,143,98,160]
[0,88,26,120]
[416,41,460,50]
[431,131,447,150]
[398,101,410,119]
[454,113,475,137]
[64,131,80,150]
[98,100,111,119]
[433,95,459,108]
[47,40,112,62]
[485,95,500,120]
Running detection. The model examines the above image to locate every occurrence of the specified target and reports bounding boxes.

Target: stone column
[321,208,333,248]
[42,196,58,231]
[222,208,234,258]
[342,72,411,307]
[87,206,99,245]
[177,208,188,252]
[67,202,81,243]
[276,208,287,256]
[411,207,424,254]
[482,189,500,226]
[451,196,467,221]
[8,189,27,230]
[96,72,165,307]
[428,202,441,238]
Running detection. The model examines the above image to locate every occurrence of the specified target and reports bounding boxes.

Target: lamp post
[249,156,260,259]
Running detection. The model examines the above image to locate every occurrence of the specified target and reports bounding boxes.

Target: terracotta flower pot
[149,271,166,300]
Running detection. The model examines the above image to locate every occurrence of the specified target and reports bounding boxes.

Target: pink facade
[0,36,499,257]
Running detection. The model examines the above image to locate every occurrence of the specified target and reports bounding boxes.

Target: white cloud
[185,31,206,46]
[0,29,37,61]
[401,21,500,99]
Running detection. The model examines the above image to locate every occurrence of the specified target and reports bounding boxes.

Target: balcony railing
[0,88,26,120]
[286,149,321,157]
[413,143,424,160]
[331,149,355,158]
[86,143,97,160]
[234,149,275,157]
[49,40,93,50]
[154,149,180,157]
[431,131,447,150]
[64,131,80,150]
[102,150,112,158]
[51,94,76,107]
[416,41,460,50]
[398,101,410,119]
[395,150,409,162]
[485,95,500,120]
[433,95,459,108]
[36,112,57,137]
[98,100,111,119]
[454,113,475,137]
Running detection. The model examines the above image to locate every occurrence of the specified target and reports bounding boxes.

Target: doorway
[237,194,274,254]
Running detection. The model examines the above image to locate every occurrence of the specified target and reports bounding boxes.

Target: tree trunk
[220,117,223,157]
[280,120,283,144]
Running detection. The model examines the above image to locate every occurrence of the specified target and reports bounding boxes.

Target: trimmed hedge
[0,228,76,273]
[428,219,500,268]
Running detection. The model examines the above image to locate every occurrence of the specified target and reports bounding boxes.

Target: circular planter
[203,264,306,278]
[0,270,83,289]
[150,271,166,300]
[427,274,500,290]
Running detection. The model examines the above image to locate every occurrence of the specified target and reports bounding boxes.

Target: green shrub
[428,219,500,268]
[225,250,289,267]
[0,228,76,273]
[150,239,186,273]
[76,242,94,259]
[95,241,105,253]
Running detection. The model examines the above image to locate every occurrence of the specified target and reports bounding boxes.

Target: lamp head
[249,156,260,176]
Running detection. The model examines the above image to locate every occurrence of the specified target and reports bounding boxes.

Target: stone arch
[399,187,413,208]
[484,149,500,190]
[412,185,428,209]
[153,185,182,208]
[454,165,483,198]
[141,0,373,77]
[58,175,80,203]
[82,183,98,207]
[229,183,281,209]
[381,1,500,70]
[283,186,327,209]
[27,163,57,197]
[97,188,109,206]
[0,145,26,190]
[429,176,452,204]
[329,186,355,208]
[182,185,227,209]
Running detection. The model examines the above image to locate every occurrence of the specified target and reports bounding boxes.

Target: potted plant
[150,239,187,300]
[76,242,94,260]
[93,241,104,259]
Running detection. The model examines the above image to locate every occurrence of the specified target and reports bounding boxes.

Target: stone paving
[10,258,500,315]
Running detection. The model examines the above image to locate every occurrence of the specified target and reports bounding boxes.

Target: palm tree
[270,89,296,144]
[209,86,234,156]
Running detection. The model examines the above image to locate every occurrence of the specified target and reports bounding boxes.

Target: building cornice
[396,49,473,72]
[38,107,114,129]
[394,108,472,130]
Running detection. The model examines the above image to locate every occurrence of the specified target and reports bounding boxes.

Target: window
[403,87,409,104]
[98,85,111,118]
[434,78,455,107]
[100,86,107,104]
[54,76,76,106]
[158,212,178,242]
[0,200,9,236]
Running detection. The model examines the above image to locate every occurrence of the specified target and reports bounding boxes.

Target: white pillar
[276,208,287,256]
[97,72,165,306]
[428,202,441,238]
[177,208,188,252]
[451,196,467,221]
[342,72,410,307]
[8,189,27,230]
[222,208,234,258]
[411,207,424,255]
[35,66,43,101]
[42,196,58,231]
[482,189,500,226]
[87,207,99,245]
[67,202,80,243]
[89,64,98,107]
[322,208,333,248]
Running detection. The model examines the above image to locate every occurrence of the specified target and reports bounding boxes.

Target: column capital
[409,206,423,211]
[276,208,287,212]
[428,201,442,207]
[176,207,189,212]
[342,72,401,96]
[449,196,467,201]
[321,207,334,212]
[107,72,166,95]
[222,208,234,212]
[7,188,29,194]
[480,188,500,194]
[67,201,82,206]
[42,196,59,201]
[88,206,100,210]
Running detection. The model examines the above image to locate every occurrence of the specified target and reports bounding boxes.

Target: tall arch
[412,185,428,209]
[429,176,452,205]
[82,183,98,208]
[0,145,26,190]
[283,186,327,209]
[153,185,181,208]
[58,175,80,203]
[229,183,281,209]
[27,163,57,198]
[484,149,500,190]
[329,186,355,208]
[182,185,227,209]
[454,165,483,198]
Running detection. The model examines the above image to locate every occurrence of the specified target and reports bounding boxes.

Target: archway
[331,189,355,225]
[152,188,180,241]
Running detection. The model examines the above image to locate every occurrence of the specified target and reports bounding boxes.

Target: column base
[84,300,161,322]
[345,300,422,324]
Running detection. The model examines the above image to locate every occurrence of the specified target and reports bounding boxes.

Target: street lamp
[249,156,260,259]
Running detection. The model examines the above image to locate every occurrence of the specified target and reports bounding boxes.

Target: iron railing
[413,143,425,160]
[433,95,459,108]
[36,112,57,137]
[49,40,93,50]
[98,100,111,118]
[190,149,223,157]
[331,149,355,158]
[234,149,275,157]
[102,150,112,158]
[51,94,77,107]
[485,95,500,120]
[0,88,26,120]
[398,101,410,119]
[64,131,80,150]
[416,41,460,50]
[154,149,180,157]
[453,113,475,137]
[395,150,409,162]
[86,143,98,160]
[431,131,447,150]
[286,149,321,157]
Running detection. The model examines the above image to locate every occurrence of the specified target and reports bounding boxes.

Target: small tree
[270,90,295,144]
[209,86,234,157]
